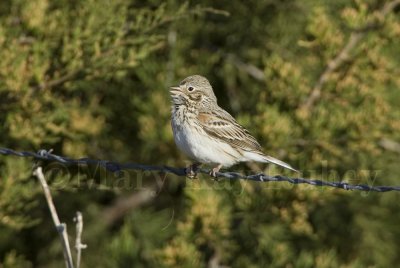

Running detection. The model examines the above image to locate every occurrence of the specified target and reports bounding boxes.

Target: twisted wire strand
[1,147,399,192]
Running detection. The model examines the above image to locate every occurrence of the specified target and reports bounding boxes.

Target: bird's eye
[188,86,194,92]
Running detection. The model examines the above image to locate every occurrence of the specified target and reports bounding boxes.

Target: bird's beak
[169,86,182,95]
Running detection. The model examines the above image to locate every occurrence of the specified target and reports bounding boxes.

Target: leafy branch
[299,0,400,116]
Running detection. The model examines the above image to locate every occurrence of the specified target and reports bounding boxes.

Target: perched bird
[170,75,297,177]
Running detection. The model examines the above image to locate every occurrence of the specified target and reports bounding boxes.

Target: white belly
[172,119,240,167]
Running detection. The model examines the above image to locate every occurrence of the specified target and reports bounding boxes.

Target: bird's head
[169,75,217,107]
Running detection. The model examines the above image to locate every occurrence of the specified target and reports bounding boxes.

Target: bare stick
[33,167,74,268]
[299,0,400,114]
[102,188,156,226]
[74,212,87,268]
[379,138,400,154]
[225,53,265,82]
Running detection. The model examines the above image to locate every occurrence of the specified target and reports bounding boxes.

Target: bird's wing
[197,107,263,152]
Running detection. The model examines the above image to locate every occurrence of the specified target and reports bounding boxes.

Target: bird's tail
[261,155,298,172]
[243,151,298,172]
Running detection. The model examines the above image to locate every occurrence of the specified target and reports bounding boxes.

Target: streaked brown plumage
[170,75,297,177]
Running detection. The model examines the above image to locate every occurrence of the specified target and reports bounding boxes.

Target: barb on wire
[1,148,400,192]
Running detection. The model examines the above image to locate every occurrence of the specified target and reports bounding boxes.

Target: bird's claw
[185,167,197,179]
[185,163,201,179]
[209,164,222,180]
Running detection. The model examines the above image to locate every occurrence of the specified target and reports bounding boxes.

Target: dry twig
[74,212,87,268]
[33,167,74,268]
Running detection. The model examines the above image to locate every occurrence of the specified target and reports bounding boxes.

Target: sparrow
[170,75,297,177]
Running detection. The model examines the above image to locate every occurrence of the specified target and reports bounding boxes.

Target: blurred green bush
[0,0,399,267]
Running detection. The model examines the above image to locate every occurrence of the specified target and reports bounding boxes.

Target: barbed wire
[1,147,399,192]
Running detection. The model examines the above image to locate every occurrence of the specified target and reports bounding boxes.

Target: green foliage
[0,0,399,267]
[0,158,39,229]
[105,210,174,267]
[2,250,32,268]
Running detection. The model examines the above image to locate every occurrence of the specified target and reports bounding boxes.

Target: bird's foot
[185,163,201,179]
[209,164,222,180]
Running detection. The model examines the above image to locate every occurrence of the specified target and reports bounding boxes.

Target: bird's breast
[171,106,240,166]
